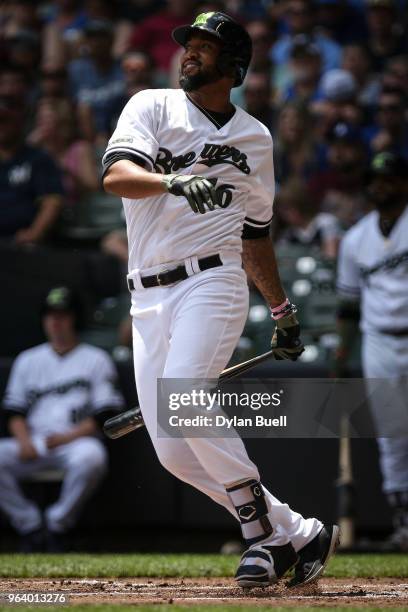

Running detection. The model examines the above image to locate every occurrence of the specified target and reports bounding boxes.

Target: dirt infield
[1,577,407,607]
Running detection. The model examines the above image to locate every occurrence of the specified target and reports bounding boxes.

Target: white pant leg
[165,266,321,549]
[0,438,51,534]
[362,331,408,494]
[132,265,321,548]
[45,437,107,533]
[131,290,234,510]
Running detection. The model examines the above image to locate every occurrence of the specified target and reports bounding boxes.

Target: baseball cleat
[287,524,340,587]
[235,542,298,589]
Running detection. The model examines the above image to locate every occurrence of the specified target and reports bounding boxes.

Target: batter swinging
[102,11,339,588]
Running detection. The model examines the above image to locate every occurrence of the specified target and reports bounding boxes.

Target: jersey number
[209,179,235,209]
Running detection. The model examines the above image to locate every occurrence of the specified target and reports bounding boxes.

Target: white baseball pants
[362,330,408,494]
[130,253,322,550]
[0,436,107,534]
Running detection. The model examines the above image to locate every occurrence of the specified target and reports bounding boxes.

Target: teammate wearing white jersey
[337,152,408,550]
[103,12,339,588]
[0,287,124,551]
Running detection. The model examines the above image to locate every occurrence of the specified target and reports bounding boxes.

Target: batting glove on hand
[162,174,218,214]
[271,308,305,361]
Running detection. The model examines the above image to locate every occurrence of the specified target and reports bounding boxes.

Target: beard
[179,65,222,92]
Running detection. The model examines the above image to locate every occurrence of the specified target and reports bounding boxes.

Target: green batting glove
[271,310,305,361]
[162,174,218,214]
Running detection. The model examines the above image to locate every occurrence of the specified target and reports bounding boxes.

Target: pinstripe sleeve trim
[102,147,155,170]
[244,216,273,228]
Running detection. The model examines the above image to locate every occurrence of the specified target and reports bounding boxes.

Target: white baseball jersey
[102,88,274,272]
[3,343,124,436]
[337,205,408,333]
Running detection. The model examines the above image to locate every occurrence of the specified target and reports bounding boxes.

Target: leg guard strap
[226,479,273,546]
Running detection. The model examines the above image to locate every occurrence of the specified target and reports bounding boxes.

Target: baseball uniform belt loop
[132,254,223,289]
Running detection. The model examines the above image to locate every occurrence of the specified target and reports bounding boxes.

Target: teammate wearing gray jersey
[337,152,408,550]
[103,11,338,588]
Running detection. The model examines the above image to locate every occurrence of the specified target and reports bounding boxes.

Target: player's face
[179,33,223,91]
[43,311,76,342]
[368,175,405,211]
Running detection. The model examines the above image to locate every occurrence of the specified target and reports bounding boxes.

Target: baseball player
[0,287,124,552]
[337,152,408,550]
[103,12,339,588]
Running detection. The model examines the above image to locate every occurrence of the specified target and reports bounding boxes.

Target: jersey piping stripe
[244,216,273,228]
[103,147,155,170]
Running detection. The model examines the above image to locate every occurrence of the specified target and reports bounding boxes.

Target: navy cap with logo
[172,12,252,87]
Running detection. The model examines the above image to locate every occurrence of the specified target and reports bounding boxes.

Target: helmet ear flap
[217,50,244,86]
[217,51,236,79]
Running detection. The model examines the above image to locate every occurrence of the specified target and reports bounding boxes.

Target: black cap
[368,151,408,178]
[42,287,84,328]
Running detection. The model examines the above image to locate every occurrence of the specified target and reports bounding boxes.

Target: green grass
[0,553,406,579]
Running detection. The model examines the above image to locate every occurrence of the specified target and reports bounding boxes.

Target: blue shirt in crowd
[0,145,63,237]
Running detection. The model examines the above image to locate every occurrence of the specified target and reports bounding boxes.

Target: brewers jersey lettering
[102,89,274,271]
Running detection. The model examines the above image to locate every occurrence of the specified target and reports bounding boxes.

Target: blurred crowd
[0,0,407,256]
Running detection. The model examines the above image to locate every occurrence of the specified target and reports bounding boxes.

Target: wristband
[270,298,296,320]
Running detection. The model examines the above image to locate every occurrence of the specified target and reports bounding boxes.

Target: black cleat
[288,524,340,587]
[235,542,298,589]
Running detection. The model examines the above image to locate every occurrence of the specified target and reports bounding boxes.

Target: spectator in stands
[382,55,408,99]
[84,0,135,60]
[314,0,367,45]
[68,19,125,144]
[39,65,69,100]
[312,68,364,140]
[273,102,320,183]
[105,51,156,138]
[342,44,380,109]
[0,286,124,551]
[275,178,342,258]
[28,98,99,209]
[243,72,274,133]
[271,0,342,94]
[246,19,275,73]
[364,87,408,159]
[121,51,155,97]
[0,96,63,244]
[1,0,42,40]
[0,63,33,102]
[365,0,407,73]
[308,121,369,227]
[5,31,41,83]
[127,0,195,82]
[42,0,89,66]
[281,35,322,104]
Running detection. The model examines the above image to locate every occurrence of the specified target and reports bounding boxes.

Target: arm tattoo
[242,237,286,307]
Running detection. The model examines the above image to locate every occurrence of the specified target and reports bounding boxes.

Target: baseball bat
[103,349,275,439]
[336,413,355,549]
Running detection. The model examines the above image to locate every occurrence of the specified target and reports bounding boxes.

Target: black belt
[128,254,223,290]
